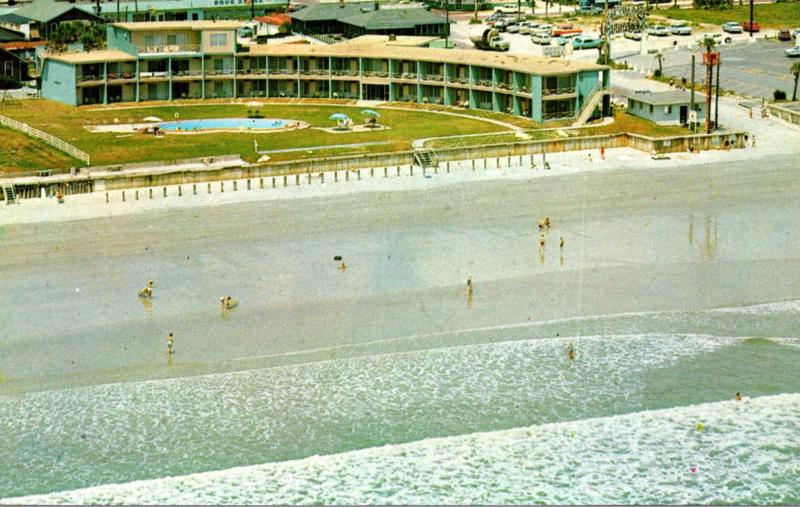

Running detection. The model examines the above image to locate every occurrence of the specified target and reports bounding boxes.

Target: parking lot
[622,39,798,100]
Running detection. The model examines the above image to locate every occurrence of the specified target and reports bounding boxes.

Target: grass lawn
[1,99,693,170]
[0,100,509,167]
[654,3,800,28]
[0,127,81,174]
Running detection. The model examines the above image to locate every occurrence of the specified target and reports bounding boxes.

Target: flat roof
[336,35,440,47]
[45,49,137,64]
[248,39,608,75]
[621,89,705,105]
[111,20,244,31]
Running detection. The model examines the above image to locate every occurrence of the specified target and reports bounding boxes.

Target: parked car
[579,6,603,14]
[624,31,643,41]
[646,24,669,36]
[793,27,800,39]
[556,32,581,45]
[742,21,760,33]
[722,22,743,33]
[778,29,792,41]
[506,22,521,33]
[670,22,692,36]
[701,33,733,45]
[537,23,554,34]
[572,35,604,49]
[786,45,800,57]
[532,31,552,45]
[494,19,509,31]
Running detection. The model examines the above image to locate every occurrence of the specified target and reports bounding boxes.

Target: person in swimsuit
[167,333,174,355]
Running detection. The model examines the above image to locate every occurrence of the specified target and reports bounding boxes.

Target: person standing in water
[567,342,575,361]
[166,333,174,355]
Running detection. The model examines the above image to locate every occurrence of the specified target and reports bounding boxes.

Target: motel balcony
[268,68,297,78]
[418,74,444,84]
[138,44,202,55]
[391,72,418,81]
[171,69,204,79]
[299,69,331,77]
[331,69,358,77]
[138,71,169,80]
[542,87,577,99]
[471,79,494,90]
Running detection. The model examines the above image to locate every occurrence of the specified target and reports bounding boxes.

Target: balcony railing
[362,70,389,78]
[542,86,576,96]
[206,69,234,77]
[139,71,169,79]
[107,71,136,80]
[496,82,513,90]
[138,43,201,54]
[542,110,576,121]
[450,76,469,85]
[471,79,493,88]
[238,68,267,75]
[299,69,330,76]
[515,86,531,94]
[394,72,417,80]
[77,74,102,82]
[171,69,203,78]
[331,69,358,77]
[269,68,296,75]
[420,74,444,82]
[331,92,358,99]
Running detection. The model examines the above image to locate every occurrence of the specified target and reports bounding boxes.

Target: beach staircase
[2,184,18,205]
[413,146,438,170]
[571,87,609,128]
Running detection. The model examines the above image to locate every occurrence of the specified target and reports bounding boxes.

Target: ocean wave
[0,333,744,498]
[6,393,799,505]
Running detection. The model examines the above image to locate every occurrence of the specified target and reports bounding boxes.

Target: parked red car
[742,21,760,32]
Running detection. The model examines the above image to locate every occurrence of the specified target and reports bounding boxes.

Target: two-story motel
[40,21,611,123]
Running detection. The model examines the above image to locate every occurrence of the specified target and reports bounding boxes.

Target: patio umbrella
[329,113,351,121]
[143,116,163,122]
[361,109,380,117]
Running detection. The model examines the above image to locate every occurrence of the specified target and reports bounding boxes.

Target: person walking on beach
[735,392,743,401]
[466,275,473,294]
[559,236,565,251]
[166,333,174,355]
[566,342,575,361]
[539,233,546,250]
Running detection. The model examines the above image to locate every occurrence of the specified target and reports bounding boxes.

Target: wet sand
[2,153,799,394]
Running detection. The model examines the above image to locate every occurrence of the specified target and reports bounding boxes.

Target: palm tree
[654,51,664,76]
[701,36,716,133]
[792,62,800,102]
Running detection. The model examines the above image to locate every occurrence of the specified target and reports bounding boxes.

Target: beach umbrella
[328,113,350,121]
[361,109,380,117]
[143,116,163,122]
[244,101,263,108]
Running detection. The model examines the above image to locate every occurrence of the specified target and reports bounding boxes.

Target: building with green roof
[2,0,102,39]
[290,2,447,38]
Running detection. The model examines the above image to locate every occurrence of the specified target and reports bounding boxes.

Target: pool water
[157,118,294,131]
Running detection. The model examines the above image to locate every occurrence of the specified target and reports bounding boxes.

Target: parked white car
[537,23,553,34]
[722,22,743,34]
[519,22,537,35]
[647,24,669,36]
[670,22,692,36]
[786,45,800,57]
[532,31,552,45]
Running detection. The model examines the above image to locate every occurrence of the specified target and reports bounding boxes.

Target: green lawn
[0,99,694,171]
[654,3,800,28]
[0,127,81,174]
[0,100,510,167]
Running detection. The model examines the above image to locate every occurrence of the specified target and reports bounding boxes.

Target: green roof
[0,12,32,24]
[343,8,445,29]
[289,2,364,22]
[0,26,25,42]
[12,0,102,23]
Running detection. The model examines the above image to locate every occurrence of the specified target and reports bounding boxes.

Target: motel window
[210,33,228,47]
[666,105,672,114]
[649,104,654,114]
[167,34,186,47]
[4,61,13,77]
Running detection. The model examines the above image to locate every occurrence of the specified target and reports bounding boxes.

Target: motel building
[40,21,611,123]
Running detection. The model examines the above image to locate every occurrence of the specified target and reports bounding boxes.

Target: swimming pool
[157,118,297,131]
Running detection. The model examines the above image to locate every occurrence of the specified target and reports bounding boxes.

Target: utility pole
[251,0,255,21]
[517,0,521,24]
[690,54,695,131]
[715,59,721,130]
[749,0,754,39]
[602,0,610,65]
[445,0,449,48]
[704,51,714,134]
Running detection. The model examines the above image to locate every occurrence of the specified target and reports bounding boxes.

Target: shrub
[774,89,787,101]
[654,69,663,77]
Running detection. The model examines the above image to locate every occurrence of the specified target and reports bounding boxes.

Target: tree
[46,22,106,53]
[654,50,664,76]
[701,35,716,132]
[791,62,800,102]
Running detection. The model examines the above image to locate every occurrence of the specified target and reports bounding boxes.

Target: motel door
[680,105,688,125]
[364,84,389,101]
